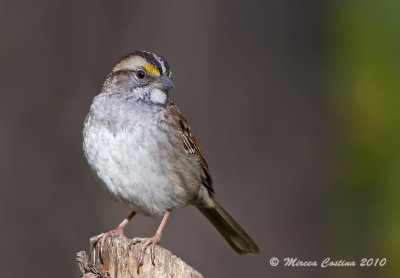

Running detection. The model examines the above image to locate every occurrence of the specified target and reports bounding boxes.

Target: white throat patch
[149,88,167,104]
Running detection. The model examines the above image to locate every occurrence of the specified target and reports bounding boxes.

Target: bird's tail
[197,197,260,254]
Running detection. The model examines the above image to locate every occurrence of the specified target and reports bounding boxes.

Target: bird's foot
[131,233,162,273]
[92,226,127,264]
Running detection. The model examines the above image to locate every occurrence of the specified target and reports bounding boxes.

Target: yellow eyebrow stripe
[143,64,161,76]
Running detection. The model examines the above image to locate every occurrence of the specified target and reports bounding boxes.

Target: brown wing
[168,103,214,194]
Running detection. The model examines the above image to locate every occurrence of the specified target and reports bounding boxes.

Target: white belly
[83,122,193,216]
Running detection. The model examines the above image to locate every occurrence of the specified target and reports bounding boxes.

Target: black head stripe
[158,55,170,76]
[121,51,170,76]
[152,53,170,76]
[138,51,163,74]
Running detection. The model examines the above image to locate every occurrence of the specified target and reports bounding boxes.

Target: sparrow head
[103,51,174,104]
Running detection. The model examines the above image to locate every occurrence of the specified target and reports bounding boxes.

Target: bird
[83,51,259,271]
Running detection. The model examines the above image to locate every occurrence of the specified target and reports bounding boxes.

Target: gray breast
[83,93,203,216]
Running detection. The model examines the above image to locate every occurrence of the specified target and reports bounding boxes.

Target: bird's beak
[153,76,175,91]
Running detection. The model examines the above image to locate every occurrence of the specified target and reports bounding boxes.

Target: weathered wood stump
[76,237,203,278]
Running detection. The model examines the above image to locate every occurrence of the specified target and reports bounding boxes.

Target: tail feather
[198,197,260,254]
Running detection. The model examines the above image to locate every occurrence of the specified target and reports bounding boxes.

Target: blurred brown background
[1,0,398,277]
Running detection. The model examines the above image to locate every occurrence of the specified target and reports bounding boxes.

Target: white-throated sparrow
[83,51,259,271]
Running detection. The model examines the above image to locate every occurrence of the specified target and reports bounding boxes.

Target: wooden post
[76,237,203,278]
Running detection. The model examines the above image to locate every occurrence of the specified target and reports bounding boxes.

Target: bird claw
[131,234,161,273]
[92,226,127,265]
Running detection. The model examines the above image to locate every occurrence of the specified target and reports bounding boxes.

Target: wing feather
[168,104,214,194]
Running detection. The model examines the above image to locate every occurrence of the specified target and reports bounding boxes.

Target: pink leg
[93,211,136,261]
[132,210,171,273]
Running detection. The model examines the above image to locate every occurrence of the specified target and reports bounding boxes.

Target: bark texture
[76,237,203,278]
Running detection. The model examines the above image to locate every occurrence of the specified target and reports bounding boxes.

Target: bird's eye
[136,70,146,79]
